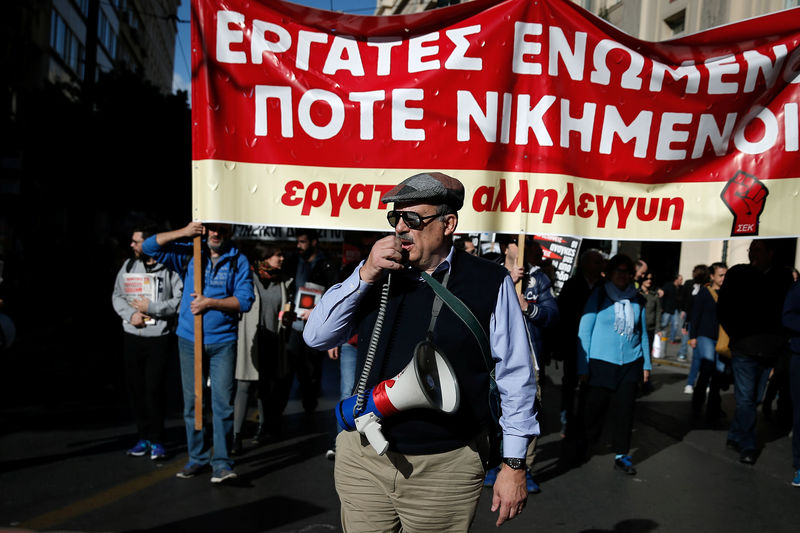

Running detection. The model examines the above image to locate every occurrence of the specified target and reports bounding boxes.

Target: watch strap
[502,457,525,470]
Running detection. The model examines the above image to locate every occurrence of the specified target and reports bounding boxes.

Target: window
[50,8,85,78]
[67,34,85,78]
[664,9,685,35]
[76,0,89,17]
[50,10,66,56]
[98,10,118,58]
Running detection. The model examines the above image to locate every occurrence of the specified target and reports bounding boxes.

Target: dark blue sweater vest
[354,249,508,455]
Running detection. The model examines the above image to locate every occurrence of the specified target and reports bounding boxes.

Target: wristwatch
[502,457,525,470]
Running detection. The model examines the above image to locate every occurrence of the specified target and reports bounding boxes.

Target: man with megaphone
[305,172,539,532]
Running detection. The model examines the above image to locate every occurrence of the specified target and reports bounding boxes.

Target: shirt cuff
[502,434,529,459]
[347,266,372,293]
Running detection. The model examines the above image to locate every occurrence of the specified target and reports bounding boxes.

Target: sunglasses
[387,210,440,230]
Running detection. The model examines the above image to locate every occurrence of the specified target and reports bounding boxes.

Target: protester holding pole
[142,221,253,484]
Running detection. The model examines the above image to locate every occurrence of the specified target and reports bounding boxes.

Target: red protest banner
[191,0,800,240]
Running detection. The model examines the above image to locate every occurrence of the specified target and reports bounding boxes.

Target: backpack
[706,286,732,360]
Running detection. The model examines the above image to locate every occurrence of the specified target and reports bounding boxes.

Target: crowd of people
[110,173,800,529]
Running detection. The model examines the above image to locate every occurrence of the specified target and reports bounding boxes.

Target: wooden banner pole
[193,235,203,431]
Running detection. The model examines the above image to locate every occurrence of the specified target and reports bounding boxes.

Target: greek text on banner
[191,0,800,239]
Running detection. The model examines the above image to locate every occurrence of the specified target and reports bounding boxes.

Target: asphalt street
[1,341,798,533]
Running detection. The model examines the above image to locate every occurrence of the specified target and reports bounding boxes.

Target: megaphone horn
[335,341,460,454]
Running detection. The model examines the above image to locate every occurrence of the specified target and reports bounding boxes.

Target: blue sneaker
[614,455,637,475]
[483,466,500,487]
[211,467,238,484]
[126,440,149,457]
[150,443,166,460]
[793,470,800,487]
[176,462,207,479]
[525,468,541,493]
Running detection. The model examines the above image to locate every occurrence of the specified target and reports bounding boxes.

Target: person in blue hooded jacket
[577,253,651,475]
[143,221,254,484]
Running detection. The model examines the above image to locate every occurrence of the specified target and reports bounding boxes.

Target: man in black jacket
[717,239,793,464]
[286,229,339,413]
[556,248,605,441]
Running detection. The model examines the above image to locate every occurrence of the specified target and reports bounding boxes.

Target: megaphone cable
[353,273,392,417]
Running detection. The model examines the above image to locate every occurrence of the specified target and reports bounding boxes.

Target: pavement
[1,338,798,533]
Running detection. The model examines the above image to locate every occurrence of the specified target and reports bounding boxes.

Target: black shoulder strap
[420,271,492,371]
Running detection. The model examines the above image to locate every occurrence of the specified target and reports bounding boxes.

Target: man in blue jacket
[143,221,254,483]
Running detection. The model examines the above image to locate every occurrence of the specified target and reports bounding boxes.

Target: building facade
[37,0,179,93]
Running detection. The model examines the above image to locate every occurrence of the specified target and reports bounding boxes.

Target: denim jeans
[178,337,236,470]
[688,336,725,386]
[676,326,689,358]
[660,311,673,337]
[691,336,726,414]
[661,310,682,341]
[728,352,772,451]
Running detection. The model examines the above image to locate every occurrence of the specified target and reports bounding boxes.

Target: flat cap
[380,172,464,210]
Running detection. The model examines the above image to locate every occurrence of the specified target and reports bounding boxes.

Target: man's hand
[181,221,205,239]
[156,221,206,246]
[505,243,519,265]
[190,293,241,315]
[190,292,210,315]
[360,235,405,284]
[688,338,697,349]
[280,310,296,326]
[643,369,650,383]
[491,464,527,526]
[328,346,340,360]
[131,297,150,314]
[516,292,529,312]
[508,265,524,284]
[130,311,149,328]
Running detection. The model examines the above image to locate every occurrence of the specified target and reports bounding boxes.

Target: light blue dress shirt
[303,247,539,458]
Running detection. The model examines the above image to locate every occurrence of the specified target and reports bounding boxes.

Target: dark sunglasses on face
[206,224,230,234]
[387,210,440,230]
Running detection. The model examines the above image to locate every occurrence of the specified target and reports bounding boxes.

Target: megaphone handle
[355,413,389,456]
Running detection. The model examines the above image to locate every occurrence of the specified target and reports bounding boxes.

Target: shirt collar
[401,246,455,280]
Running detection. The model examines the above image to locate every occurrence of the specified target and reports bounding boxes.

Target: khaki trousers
[334,431,485,533]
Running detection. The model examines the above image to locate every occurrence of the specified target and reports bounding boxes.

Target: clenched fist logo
[720,171,768,237]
